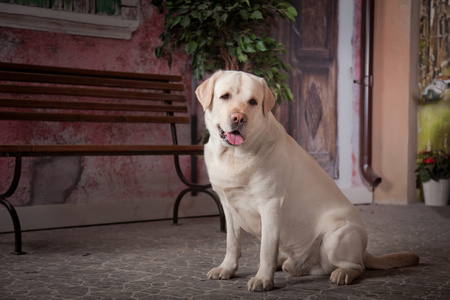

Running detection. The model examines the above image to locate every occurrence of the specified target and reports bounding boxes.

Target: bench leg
[0,154,26,255]
[173,187,226,232]
[0,198,26,255]
[172,154,226,232]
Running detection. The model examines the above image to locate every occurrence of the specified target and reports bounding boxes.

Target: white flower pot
[422,179,450,206]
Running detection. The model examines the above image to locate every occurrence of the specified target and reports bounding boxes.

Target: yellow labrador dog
[196,70,419,292]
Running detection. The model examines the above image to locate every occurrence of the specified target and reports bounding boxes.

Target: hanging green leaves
[151,0,297,103]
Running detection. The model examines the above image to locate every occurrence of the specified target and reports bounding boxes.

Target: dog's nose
[231,112,247,126]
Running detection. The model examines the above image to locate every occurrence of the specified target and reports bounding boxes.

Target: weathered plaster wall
[337,0,363,188]
[0,1,216,229]
[1,1,374,231]
[334,0,373,204]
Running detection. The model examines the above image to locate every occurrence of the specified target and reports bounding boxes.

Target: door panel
[297,0,333,58]
[275,0,338,178]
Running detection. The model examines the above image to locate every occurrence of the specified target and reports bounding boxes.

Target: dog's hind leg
[322,223,367,285]
[281,258,303,276]
[277,251,288,271]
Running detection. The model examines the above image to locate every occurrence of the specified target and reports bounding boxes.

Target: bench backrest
[0,62,189,126]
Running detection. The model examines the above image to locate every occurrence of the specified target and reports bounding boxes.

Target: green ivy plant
[151,0,296,103]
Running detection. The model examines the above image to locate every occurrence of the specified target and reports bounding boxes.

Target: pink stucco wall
[372,0,419,204]
[1,1,373,214]
[0,1,203,208]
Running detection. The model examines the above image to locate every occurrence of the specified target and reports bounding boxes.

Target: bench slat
[0,62,183,82]
[0,71,184,91]
[0,144,204,157]
[0,99,188,113]
[0,111,190,123]
[0,84,186,102]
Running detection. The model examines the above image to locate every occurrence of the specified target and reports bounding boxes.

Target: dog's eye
[220,93,230,100]
[248,99,258,106]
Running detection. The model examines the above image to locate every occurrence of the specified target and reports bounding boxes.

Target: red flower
[424,157,435,164]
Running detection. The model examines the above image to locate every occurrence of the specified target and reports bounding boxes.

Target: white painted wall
[336,0,373,204]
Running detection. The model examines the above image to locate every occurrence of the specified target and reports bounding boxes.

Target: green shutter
[5,0,121,15]
[10,0,48,7]
[96,0,120,16]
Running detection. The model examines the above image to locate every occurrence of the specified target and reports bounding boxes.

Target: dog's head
[195,71,276,147]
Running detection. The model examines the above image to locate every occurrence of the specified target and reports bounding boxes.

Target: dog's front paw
[247,276,274,292]
[207,267,235,280]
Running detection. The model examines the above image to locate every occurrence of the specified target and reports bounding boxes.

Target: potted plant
[416,150,450,206]
[151,0,297,103]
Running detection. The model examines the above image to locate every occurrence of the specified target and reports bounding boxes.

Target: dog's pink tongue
[226,132,244,145]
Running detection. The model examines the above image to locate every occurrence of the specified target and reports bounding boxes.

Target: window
[0,0,139,39]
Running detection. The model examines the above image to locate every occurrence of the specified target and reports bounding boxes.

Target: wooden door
[274,0,338,178]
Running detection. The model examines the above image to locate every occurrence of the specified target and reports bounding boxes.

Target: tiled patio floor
[1,203,449,299]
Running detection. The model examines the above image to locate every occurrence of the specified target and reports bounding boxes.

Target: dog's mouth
[219,126,245,146]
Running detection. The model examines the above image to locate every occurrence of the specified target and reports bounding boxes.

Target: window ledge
[0,3,140,40]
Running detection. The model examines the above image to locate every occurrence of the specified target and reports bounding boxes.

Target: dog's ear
[195,70,223,111]
[262,78,276,117]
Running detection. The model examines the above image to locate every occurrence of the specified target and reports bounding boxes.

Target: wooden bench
[0,62,225,254]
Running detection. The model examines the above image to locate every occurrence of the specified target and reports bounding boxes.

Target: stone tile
[0,204,449,299]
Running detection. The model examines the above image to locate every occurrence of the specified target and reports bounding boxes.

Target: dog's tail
[363,251,419,270]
